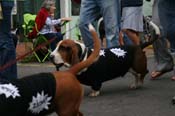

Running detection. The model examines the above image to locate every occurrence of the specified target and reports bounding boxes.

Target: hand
[61,17,72,22]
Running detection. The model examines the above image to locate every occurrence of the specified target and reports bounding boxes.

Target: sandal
[151,71,164,79]
[171,76,175,81]
[151,68,173,80]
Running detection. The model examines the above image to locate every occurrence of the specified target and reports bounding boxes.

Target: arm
[45,17,72,26]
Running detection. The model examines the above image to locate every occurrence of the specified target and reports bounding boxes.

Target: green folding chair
[23,13,51,63]
[22,13,36,36]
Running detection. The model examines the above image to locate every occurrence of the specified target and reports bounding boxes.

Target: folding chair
[23,13,52,63]
[22,13,36,36]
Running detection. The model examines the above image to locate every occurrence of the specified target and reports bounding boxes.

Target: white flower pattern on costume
[100,50,105,56]
[0,83,20,99]
[28,91,52,114]
[110,48,127,58]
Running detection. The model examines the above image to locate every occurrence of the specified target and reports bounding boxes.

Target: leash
[0,37,56,72]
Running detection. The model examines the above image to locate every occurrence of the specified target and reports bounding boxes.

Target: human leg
[151,38,174,79]
[44,33,61,51]
[55,32,63,43]
[121,7,143,45]
[0,35,17,79]
[158,0,175,53]
[0,1,17,79]
[99,0,120,47]
[151,0,174,79]
[167,23,175,53]
[79,0,100,48]
[122,29,140,45]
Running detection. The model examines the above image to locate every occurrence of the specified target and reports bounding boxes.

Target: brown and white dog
[0,24,100,116]
[50,19,160,97]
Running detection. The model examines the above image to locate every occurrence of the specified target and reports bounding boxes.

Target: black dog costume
[0,73,56,116]
[77,45,145,91]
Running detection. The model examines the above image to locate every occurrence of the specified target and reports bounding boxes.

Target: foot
[151,71,164,79]
[151,69,173,80]
[89,90,100,97]
[172,96,175,105]
[171,76,175,81]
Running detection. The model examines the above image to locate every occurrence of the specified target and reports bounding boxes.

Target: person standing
[0,0,17,79]
[79,0,121,48]
[120,0,143,45]
[158,0,175,80]
[149,0,174,79]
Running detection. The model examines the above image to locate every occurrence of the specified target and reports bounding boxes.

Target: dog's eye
[58,45,71,51]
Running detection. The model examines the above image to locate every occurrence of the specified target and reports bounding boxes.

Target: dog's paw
[88,91,100,97]
[129,84,137,89]
[172,96,175,105]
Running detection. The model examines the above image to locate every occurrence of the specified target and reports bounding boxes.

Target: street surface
[17,54,175,116]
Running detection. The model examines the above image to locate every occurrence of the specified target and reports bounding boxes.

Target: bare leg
[122,29,140,45]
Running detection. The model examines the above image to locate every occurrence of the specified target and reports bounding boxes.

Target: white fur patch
[88,23,95,31]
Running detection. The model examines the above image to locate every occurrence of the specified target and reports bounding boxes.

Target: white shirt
[39,17,61,34]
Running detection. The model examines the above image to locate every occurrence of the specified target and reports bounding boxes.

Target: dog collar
[76,43,88,61]
[80,47,88,61]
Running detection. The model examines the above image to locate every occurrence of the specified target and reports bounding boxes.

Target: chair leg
[33,51,41,63]
[41,52,50,63]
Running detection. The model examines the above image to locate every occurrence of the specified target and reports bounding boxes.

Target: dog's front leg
[130,75,139,89]
[89,90,100,97]
[129,69,139,89]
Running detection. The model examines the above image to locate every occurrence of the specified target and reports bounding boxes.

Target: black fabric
[77,46,135,91]
[121,0,143,7]
[0,73,56,116]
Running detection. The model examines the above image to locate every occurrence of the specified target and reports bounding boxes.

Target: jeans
[151,0,174,72]
[0,1,17,79]
[43,32,63,51]
[79,0,120,48]
[158,0,175,52]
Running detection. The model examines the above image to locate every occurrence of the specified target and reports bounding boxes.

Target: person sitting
[28,0,71,51]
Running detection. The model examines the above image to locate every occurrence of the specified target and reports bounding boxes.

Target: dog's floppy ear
[70,44,80,65]
[59,39,80,66]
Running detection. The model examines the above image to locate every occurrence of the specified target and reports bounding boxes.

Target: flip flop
[171,76,175,81]
[151,71,164,80]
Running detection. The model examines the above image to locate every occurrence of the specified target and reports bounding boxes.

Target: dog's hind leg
[89,90,100,97]
[54,73,84,116]
[55,88,83,116]
[129,69,142,89]
[89,83,101,97]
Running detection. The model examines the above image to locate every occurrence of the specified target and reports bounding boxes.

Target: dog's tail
[68,24,101,75]
[140,19,161,49]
